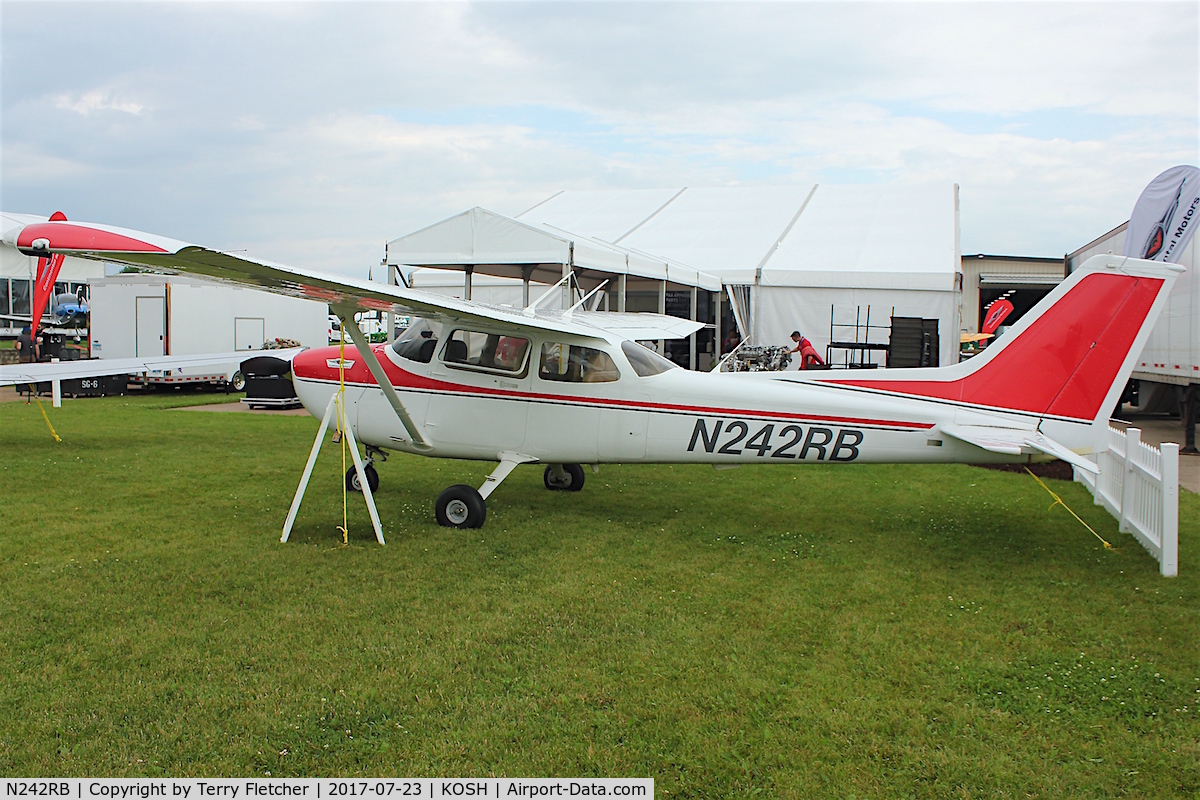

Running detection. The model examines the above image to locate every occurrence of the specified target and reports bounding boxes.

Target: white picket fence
[1074,424,1179,577]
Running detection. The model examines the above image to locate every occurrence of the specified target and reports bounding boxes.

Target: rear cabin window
[538,343,621,383]
[442,330,531,376]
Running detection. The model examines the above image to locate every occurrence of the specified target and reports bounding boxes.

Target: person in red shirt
[786,331,826,370]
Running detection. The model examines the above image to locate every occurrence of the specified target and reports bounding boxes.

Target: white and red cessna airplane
[1,216,1181,537]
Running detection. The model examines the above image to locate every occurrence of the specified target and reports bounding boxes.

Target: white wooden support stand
[51,357,61,408]
[1160,442,1179,577]
[281,392,386,545]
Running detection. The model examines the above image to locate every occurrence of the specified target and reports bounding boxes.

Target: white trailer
[89,274,327,388]
[1069,225,1198,449]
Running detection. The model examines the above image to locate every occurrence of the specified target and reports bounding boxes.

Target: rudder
[827,255,1180,424]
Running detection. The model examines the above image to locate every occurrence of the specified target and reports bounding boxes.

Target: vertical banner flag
[1124,165,1200,263]
[31,252,66,341]
[29,211,69,341]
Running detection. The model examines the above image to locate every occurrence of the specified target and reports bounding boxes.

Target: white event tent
[387,206,720,307]
[517,184,962,366]
[386,184,962,367]
[386,207,723,368]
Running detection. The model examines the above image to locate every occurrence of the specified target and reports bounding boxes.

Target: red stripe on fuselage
[826,273,1161,422]
[291,346,934,431]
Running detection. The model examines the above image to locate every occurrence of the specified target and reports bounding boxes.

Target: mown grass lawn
[2,394,1198,797]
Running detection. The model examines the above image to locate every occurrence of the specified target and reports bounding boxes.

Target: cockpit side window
[441,329,531,377]
[538,343,621,383]
[390,318,440,363]
[621,340,679,377]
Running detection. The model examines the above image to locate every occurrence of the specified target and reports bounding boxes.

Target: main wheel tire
[436,484,487,529]
[230,370,246,392]
[345,463,380,493]
[543,463,586,492]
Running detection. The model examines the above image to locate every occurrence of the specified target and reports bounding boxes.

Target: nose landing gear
[345,463,380,494]
[345,446,387,493]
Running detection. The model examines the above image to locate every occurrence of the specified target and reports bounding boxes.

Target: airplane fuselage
[3,206,1176,535]
[290,333,1085,470]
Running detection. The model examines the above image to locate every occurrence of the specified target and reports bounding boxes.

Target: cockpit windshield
[390,317,442,363]
[621,340,679,377]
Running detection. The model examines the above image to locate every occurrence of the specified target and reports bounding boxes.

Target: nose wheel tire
[345,463,380,494]
[436,484,487,528]
[544,463,586,492]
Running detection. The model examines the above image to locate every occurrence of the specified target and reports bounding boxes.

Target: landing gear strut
[434,452,536,530]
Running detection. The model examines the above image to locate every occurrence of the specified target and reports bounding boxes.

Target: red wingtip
[15,222,168,254]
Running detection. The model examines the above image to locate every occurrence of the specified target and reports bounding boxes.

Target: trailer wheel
[436,485,487,528]
[345,464,380,494]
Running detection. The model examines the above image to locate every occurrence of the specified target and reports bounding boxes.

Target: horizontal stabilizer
[1024,430,1099,475]
[940,424,1099,475]
[0,349,301,387]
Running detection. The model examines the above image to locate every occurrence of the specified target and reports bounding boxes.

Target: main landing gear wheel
[436,484,487,529]
[543,463,585,492]
[345,463,380,493]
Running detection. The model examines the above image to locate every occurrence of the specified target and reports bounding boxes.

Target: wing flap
[940,424,1099,475]
[569,311,705,340]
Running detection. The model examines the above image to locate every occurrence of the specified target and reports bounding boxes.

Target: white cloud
[1,1,1196,274]
[53,90,144,116]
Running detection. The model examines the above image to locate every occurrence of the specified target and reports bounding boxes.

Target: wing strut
[334,307,432,452]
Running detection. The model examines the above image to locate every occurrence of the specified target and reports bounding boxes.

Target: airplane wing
[4,216,706,452]
[940,423,1099,475]
[0,349,301,387]
[4,219,700,342]
[570,311,705,340]
[5,312,86,326]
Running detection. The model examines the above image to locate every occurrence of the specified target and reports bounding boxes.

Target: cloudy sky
[2,1,1197,276]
